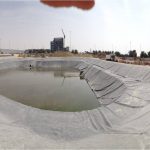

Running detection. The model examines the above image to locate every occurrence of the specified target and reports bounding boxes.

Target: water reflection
[0,68,100,112]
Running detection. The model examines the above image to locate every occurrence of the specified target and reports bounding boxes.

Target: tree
[115,51,121,57]
[148,51,150,57]
[128,50,137,58]
[71,50,78,54]
[140,51,148,58]
[74,50,78,54]
[93,50,98,55]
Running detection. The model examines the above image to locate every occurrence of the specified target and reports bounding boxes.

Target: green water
[0,68,100,112]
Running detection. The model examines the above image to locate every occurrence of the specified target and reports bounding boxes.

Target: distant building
[24,49,50,54]
[50,37,69,52]
[50,37,64,52]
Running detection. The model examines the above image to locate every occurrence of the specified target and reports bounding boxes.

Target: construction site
[0,56,149,149]
[1,0,150,149]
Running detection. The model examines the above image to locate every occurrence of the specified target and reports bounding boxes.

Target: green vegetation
[140,51,150,58]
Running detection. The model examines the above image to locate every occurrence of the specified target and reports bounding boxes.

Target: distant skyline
[0,0,150,55]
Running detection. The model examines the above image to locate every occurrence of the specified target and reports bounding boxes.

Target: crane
[62,29,65,48]
[62,29,65,39]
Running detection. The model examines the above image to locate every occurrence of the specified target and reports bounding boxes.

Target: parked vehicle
[106,54,116,61]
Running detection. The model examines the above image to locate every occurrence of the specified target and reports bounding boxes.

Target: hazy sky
[0,0,150,54]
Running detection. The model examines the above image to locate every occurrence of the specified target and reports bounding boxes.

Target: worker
[29,64,32,70]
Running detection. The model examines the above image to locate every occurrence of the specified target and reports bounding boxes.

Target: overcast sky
[0,0,150,54]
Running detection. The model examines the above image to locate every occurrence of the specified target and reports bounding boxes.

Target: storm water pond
[0,68,100,112]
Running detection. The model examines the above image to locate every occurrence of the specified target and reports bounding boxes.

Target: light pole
[130,41,132,50]
[70,31,71,51]
[0,38,1,50]
[9,40,11,50]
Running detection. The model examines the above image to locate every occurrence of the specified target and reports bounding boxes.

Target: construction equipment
[62,29,65,48]
[62,29,65,39]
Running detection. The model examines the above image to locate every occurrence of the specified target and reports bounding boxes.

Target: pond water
[0,68,100,112]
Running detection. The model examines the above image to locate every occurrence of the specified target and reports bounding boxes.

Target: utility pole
[130,41,132,50]
[9,40,11,50]
[140,43,142,52]
[112,44,114,51]
[70,31,71,51]
[94,44,96,51]
[0,38,1,50]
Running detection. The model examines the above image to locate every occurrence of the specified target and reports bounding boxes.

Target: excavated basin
[0,67,100,112]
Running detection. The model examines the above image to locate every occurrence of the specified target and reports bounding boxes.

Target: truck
[106,54,116,61]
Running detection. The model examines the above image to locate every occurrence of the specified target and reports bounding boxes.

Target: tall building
[50,37,64,52]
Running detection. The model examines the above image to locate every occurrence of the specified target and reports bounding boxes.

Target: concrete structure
[24,49,50,54]
[0,49,23,54]
[50,37,69,52]
[50,37,64,52]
